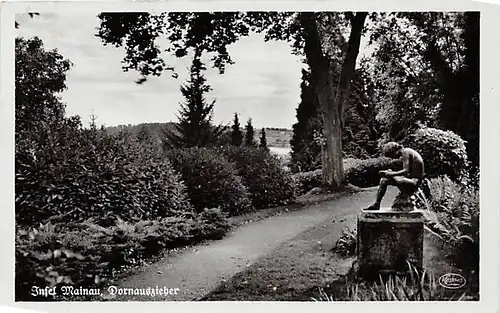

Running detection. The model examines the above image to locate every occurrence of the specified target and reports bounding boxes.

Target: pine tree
[290,68,322,172]
[259,128,268,150]
[244,118,256,146]
[162,49,224,149]
[230,113,243,146]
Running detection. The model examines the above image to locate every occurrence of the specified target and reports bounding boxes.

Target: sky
[15,12,307,129]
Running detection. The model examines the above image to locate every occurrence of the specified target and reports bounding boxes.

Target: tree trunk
[300,12,367,189]
[317,68,344,188]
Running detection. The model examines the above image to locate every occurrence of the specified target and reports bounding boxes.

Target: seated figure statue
[365,142,424,211]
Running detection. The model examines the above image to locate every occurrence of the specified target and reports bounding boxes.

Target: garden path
[107,187,397,301]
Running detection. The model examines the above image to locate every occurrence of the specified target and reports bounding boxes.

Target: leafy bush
[344,157,402,187]
[219,146,297,210]
[15,118,194,227]
[402,127,469,182]
[292,169,323,195]
[166,147,253,216]
[15,208,229,301]
[415,176,479,271]
[333,225,357,256]
[292,157,402,193]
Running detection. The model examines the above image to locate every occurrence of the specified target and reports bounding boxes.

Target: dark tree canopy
[15,36,72,134]
[97,12,256,83]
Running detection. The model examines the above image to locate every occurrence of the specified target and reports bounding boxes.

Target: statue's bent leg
[392,177,419,211]
[365,177,395,210]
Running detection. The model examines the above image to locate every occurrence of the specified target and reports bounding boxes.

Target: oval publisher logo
[439,273,466,289]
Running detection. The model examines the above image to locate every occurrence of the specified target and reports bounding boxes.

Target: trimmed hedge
[219,146,297,210]
[292,157,403,194]
[166,147,254,216]
[402,127,469,183]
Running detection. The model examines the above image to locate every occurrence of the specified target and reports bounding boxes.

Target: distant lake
[269,147,291,157]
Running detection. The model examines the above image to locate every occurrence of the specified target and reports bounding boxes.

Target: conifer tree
[162,49,223,149]
[290,68,322,172]
[259,128,268,150]
[230,113,243,146]
[244,118,256,146]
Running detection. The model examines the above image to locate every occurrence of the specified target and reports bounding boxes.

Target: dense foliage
[369,13,479,169]
[14,35,233,301]
[166,147,254,216]
[403,127,469,183]
[16,208,229,301]
[220,147,297,210]
[290,65,381,173]
[16,119,194,227]
[15,36,71,134]
[16,11,479,301]
[416,175,479,271]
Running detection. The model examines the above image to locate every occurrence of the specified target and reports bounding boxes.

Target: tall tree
[15,36,72,135]
[299,12,368,187]
[368,12,479,169]
[230,113,243,146]
[259,128,268,150]
[244,118,256,146]
[162,49,223,149]
[97,11,368,188]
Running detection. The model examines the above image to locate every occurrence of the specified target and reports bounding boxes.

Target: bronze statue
[365,142,424,212]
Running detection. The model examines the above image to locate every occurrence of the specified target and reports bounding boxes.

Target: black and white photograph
[2,1,499,311]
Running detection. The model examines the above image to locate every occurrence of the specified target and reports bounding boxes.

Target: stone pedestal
[357,208,424,280]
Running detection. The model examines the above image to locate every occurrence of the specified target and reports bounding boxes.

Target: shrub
[219,146,297,210]
[344,157,402,187]
[15,207,229,301]
[402,127,469,183]
[166,147,253,216]
[333,225,357,256]
[15,118,194,227]
[15,119,192,225]
[415,176,479,271]
[292,169,323,195]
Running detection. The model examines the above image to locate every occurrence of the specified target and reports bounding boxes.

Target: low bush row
[219,146,297,210]
[165,146,298,215]
[15,208,229,301]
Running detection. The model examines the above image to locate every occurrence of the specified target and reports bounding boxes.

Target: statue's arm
[385,151,409,177]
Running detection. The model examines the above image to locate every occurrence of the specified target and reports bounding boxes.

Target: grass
[200,214,359,301]
[201,214,479,301]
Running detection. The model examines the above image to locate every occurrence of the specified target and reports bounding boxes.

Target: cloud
[15,12,304,129]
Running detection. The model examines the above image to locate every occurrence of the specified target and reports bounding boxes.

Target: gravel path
[106,187,397,301]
